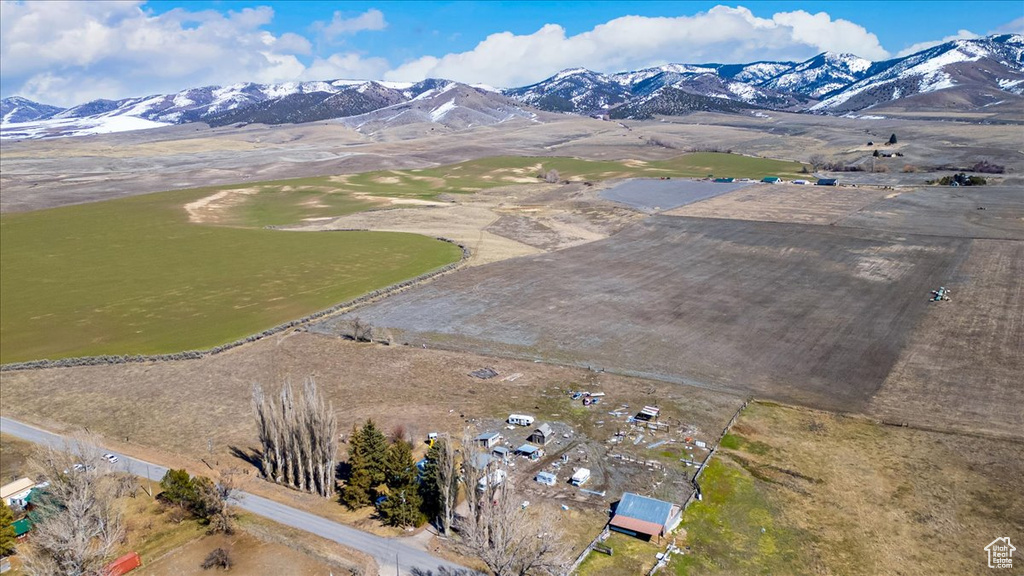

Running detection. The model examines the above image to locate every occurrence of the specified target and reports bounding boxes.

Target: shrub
[201,548,232,570]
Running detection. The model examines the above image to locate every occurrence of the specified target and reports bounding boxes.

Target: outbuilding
[535,471,557,486]
[816,178,839,186]
[475,431,502,449]
[609,492,682,542]
[528,423,554,446]
[516,444,542,460]
[570,468,591,486]
[761,176,782,184]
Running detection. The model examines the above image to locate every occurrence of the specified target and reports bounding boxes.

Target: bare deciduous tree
[23,434,124,576]
[435,437,458,537]
[809,154,826,171]
[252,378,338,497]
[544,169,560,183]
[457,475,569,576]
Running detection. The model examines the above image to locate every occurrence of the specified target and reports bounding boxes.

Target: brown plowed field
[315,216,970,414]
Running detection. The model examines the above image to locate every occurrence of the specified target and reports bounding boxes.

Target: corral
[315,215,968,414]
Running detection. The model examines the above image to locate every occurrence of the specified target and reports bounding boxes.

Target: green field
[0,188,461,363]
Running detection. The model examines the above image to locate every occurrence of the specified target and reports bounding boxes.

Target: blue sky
[2,1,1021,106]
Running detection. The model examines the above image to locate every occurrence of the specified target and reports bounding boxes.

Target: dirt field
[0,433,35,483]
[836,185,1024,240]
[666,183,890,224]
[314,216,968,414]
[867,238,1024,438]
[671,401,1024,575]
[137,532,338,576]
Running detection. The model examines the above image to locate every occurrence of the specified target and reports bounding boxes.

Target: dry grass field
[671,401,1024,576]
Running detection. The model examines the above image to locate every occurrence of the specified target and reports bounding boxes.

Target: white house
[1,477,36,508]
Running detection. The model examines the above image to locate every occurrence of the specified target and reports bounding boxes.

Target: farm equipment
[930,287,951,302]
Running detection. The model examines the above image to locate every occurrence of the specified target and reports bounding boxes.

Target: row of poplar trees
[251,379,338,498]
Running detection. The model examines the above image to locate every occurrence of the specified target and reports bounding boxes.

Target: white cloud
[302,52,391,81]
[990,16,1024,35]
[896,29,980,57]
[313,9,387,41]
[0,1,356,105]
[385,6,889,87]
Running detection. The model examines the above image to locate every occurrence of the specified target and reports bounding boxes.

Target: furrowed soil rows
[315,216,967,413]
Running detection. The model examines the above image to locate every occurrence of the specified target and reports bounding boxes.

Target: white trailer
[508,414,536,426]
[571,468,591,486]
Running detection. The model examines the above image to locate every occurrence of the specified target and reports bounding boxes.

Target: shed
[713,177,734,183]
[761,176,781,183]
[816,178,839,186]
[492,446,511,462]
[535,471,557,486]
[528,423,554,446]
[475,431,502,449]
[13,517,32,538]
[477,469,506,491]
[609,492,682,541]
[516,444,542,460]
[1,477,36,507]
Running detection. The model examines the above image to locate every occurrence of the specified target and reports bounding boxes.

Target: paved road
[0,417,473,576]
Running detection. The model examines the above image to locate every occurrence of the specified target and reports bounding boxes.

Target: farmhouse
[1,477,37,508]
[609,492,682,542]
[475,431,502,449]
[528,423,554,446]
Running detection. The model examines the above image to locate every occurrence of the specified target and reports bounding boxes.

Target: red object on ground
[106,552,142,576]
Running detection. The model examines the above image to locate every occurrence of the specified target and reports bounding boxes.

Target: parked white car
[103,453,119,464]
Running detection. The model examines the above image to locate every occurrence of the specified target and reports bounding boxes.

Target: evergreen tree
[377,440,424,527]
[159,469,197,507]
[0,500,16,557]
[888,133,898,145]
[419,442,442,520]
[358,420,389,490]
[341,420,389,509]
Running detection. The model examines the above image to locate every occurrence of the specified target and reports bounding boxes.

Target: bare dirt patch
[183,187,258,224]
[666,183,890,225]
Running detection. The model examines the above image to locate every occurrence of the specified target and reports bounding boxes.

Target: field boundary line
[0,236,470,372]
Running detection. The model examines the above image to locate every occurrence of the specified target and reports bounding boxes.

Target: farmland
[670,402,1024,575]
[0,188,461,363]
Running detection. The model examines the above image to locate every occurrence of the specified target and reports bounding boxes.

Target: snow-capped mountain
[811,34,1024,112]
[503,68,631,114]
[760,52,873,98]
[338,81,540,133]
[3,34,1022,139]
[1,96,65,123]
